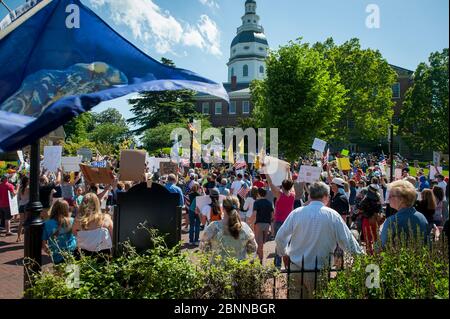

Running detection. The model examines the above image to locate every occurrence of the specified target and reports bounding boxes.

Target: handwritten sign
[395,168,403,180]
[43,146,62,173]
[79,164,114,185]
[61,156,82,172]
[8,191,19,216]
[312,138,327,153]
[120,150,147,182]
[160,161,179,176]
[298,165,322,184]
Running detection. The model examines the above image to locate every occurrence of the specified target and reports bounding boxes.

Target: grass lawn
[409,167,449,178]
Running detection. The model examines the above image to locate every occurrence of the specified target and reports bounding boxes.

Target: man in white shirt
[230,173,244,196]
[275,181,363,299]
[436,175,447,201]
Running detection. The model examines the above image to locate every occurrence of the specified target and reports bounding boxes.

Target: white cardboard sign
[312,138,327,153]
[8,191,19,216]
[298,165,322,184]
[430,166,443,180]
[260,156,289,187]
[43,146,62,173]
[61,156,82,172]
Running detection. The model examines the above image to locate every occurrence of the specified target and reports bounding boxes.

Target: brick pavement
[0,220,52,299]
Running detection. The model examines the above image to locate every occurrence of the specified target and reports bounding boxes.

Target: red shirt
[274,191,295,222]
[0,181,15,208]
[253,180,266,189]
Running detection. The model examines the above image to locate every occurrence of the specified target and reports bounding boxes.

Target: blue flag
[0,0,228,152]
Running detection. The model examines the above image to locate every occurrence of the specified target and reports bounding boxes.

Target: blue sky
[1,0,448,121]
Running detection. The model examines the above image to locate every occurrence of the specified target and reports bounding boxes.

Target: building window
[244,46,250,50]
[202,102,209,114]
[259,66,264,73]
[259,47,265,51]
[229,101,236,115]
[215,102,222,115]
[243,65,248,77]
[242,101,250,114]
[231,68,234,77]
[392,82,401,99]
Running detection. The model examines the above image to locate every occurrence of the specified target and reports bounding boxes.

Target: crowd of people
[0,150,449,297]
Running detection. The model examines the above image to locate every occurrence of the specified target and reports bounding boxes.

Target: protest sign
[160,161,179,176]
[0,161,6,169]
[433,152,441,168]
[43,146,62,173]
[147,157,171,173]
[337,158,351,171]
[79,164,114,185]
[195,195,226,211]
[260,156,289,187]
[120,150,147,181]
[312,138,327,153]
[298,165,322,184]
[17,151,24,163]
[77,148,93,162]
[8,191,19,216]
[61,156,82,172]
[341,149,350,157]
[91,161,107,168]
[430,166,443,180]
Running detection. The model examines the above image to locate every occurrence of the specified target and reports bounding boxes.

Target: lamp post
[189,117,194,169]
[23,139,44,296]
[389,124,394,182]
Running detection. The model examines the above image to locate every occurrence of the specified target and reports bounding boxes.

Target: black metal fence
[271,254,346,299]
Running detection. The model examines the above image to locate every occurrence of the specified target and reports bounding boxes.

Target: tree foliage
[400,49,449,153]
[127,58,201,133]
[250,39,347,160]
[313,38,397,143]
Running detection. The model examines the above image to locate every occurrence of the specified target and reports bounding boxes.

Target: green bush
[26,230,278,299]
[316,237,449,299]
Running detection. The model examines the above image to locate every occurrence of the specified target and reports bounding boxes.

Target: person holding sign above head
[265,164,294,269]
[0,175,16,236]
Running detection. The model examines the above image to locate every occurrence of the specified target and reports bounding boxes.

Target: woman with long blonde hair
[200,196,257,261]
[72,193,113,258]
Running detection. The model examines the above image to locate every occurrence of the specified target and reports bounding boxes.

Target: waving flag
[0,0,228,152]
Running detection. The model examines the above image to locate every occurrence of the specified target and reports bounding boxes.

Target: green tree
[400,49,449,153]
[313,38,397,143]
[63,112,95,143]
[90,108,130,147]
[127,59,201,133]
[142,118,212,153]
[250,39,347,160]
[92,108,127,127]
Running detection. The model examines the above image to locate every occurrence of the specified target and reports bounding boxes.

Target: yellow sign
[0,161,6,169]
[337,158,351,171]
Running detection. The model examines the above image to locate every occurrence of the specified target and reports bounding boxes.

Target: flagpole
[0,0,12,13]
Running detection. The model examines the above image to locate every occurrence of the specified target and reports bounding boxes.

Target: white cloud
[198,0,219,9]
[85,0,222,56]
